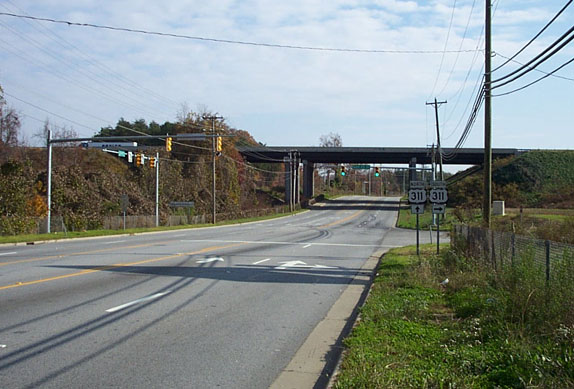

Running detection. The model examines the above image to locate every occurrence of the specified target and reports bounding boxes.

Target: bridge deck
[239,146,522,165]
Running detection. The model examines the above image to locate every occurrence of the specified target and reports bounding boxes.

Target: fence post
[491,230,496,270]
[545,240,551,283]
[511,233,515,266]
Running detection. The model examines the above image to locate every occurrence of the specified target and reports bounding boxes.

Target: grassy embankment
[0,209,306,245]
[334,244,574,388]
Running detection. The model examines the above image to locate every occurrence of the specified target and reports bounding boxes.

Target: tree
[319,132,343,148]
[33,119,79,146]
[0,87,21,147]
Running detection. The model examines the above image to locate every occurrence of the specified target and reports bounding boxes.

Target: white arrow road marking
[275,261,338,270]
[0,252,17,256]
[253,258,271,265]
[106,291,171,313]
[196,257,224,264]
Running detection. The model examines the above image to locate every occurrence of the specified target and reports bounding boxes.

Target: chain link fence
[452,224,574,283]
[2,205,295,236]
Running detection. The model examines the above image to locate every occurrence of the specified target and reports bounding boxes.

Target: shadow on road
[47,263,371,286]
[308,198,401,212]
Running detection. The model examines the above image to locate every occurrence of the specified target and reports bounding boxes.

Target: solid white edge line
[302,244,312,248]
[253,258,271,265]
[0,252,17,256]
[105,291,171,313]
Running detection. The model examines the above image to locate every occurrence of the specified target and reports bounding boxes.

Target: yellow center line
[0,242,246,291]
[319,210,365,229]
[0,242,168,267]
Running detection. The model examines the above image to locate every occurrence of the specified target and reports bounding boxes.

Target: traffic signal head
[341,166,346,176]
[135,153,143,166]
[149,157,156,168]
[375,167,380,177]
[216,136,223,152]
[166,137,172,152]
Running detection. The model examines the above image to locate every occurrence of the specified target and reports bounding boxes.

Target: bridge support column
[302,160,314,199]
[409,157,417,184]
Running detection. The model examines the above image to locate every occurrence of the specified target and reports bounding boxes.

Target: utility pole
[155,151,159,227]
[484,0,493,227]
[46,130,52,234]
[204,115,223,224]
[426,98,447,181]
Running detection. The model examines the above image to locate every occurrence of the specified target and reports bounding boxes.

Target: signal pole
[484,0,492,227]
[204,115,223,224]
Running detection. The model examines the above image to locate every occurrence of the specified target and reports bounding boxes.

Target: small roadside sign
[410,180,425,189]
[411,204,425,214]
[120,194,129,213]
[408,188,427,203]
[430,180,447,188]
[432,204,446,214]
[351,164,371,169]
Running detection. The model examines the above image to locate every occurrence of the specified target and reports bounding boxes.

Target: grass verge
[0,209,306,245]
[396,203,455,230]
[334,244,574,388]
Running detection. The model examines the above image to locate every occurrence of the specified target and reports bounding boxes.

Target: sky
[1,0,573,170]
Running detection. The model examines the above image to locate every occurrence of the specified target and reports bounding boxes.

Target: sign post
[430,181,448,254]
[120,194,129,230]
[408,181,426,256]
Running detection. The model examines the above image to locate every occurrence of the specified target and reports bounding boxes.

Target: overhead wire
[428,0,458,100]
[2,0,182,110]
[492,56,574,97]
[491,26,574,88]
[0,12,481,54]
[492,0,573,72]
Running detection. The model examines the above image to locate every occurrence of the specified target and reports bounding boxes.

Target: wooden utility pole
[483,0,492,227]
[426,98,447,181]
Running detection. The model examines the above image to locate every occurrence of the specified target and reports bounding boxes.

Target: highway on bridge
[0,197,441,388]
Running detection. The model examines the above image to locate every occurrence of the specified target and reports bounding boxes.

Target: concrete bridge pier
[302,160,314,199]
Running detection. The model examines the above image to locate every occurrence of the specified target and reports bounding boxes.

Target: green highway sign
[351,164,371,169]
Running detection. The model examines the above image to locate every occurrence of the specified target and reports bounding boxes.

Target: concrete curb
[270,248,386,389]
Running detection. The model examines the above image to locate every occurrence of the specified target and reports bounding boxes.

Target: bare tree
[33,119,79,147]
[319,132,343,148]
[0,89,21,147]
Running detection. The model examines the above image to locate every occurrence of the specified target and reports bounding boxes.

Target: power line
[492,56,574,97]
[493,51,574,82]
[491,26,574,88]
[493,0,573,72]
[0,12,481,54]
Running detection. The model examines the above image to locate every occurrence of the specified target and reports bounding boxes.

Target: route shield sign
[429,188,448,203]
[408,189,427,203]
[411,204,425,214]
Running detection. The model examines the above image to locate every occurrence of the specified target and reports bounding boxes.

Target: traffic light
[375,167,380,177]
[149,157,156,168]
[216,136,222,152]
[165,136,172,152]
[341,166,346,176]
[135,153,143,167]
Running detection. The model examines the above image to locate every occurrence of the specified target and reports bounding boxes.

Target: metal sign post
[409,181,426,256]
[430,181,448,254]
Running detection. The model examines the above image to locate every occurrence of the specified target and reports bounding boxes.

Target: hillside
[449,150,574,209]
[0,118,285,235]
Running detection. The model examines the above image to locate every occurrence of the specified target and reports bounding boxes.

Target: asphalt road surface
[0,196,443,388]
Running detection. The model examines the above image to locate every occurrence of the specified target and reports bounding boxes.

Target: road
[0,196,443,388]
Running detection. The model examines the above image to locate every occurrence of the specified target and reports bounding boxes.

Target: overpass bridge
[238,146,522,204]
